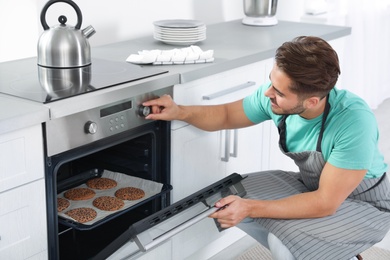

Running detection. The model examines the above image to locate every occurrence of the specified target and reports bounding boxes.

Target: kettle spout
[82,25,96,38]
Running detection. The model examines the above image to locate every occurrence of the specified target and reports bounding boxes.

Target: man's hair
[275,36,340,99]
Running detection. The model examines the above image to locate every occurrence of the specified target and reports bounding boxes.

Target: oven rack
[57,169,172,231]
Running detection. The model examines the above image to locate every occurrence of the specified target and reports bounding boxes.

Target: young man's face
[264,63,306,116]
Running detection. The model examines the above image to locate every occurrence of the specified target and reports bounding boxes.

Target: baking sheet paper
[57,170,164,225]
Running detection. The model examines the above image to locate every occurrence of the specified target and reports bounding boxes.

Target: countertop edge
[0,94,50,135]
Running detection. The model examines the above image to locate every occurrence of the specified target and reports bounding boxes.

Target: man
[143,36,390,260]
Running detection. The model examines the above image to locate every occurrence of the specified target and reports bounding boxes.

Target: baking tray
[58,170,172,230]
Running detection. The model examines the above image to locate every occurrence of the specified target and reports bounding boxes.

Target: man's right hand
[142,94,183,121]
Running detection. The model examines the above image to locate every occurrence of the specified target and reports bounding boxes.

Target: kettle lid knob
[58,15,67,25]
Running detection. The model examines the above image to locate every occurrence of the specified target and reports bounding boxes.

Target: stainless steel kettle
[242,0,278,26]
[37,0,96,68]
[38,65,91,99]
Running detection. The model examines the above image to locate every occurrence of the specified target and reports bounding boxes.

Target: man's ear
[305,96,321,109]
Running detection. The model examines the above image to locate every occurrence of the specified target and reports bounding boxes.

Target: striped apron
[241,98,390,260]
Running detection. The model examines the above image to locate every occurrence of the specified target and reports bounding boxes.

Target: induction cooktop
[0,58,168,103]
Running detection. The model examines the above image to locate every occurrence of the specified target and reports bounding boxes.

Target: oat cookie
[65,207,97,223]
[115,187,145,201]
[57,197,70,212]
[64,187,96,201]
[86,177,117,190]
[93,196,124,211]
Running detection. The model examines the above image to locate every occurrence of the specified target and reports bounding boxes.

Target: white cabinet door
[225,59,273,174]
[0,124,44,193]
[172,59,278,200]
[170,60,274,257]
[0,179,48,260]
[171,125,225,202]
[0,124,47,259]
[172,60,271,201]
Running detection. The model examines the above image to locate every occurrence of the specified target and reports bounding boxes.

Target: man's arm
[210,163,367,228]
[142,95,255,131]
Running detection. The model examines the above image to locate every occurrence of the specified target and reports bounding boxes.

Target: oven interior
[47,121,171,259]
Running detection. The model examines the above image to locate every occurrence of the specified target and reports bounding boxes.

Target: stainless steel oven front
[44,86,173,259]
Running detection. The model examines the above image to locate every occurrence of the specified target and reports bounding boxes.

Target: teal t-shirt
[243,82,388,178]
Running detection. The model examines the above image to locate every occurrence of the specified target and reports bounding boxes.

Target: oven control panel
[45,86,173,156]
[97,93,159,136]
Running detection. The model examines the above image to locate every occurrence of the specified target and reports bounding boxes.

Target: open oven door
[93,173,247,260]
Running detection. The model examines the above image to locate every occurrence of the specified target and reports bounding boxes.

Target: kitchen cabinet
[0,125,45,193]
[0,179,47,260]
[171,58,275,201]
[170,58,276,259]
[0,125,48,259]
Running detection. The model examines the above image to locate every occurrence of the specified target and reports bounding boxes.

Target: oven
[0,57,247,259]
[44,86,173,259]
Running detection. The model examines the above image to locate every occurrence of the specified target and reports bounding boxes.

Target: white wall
[0,0,40,62]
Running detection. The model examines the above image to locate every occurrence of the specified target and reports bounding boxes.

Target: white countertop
[0,94,49,134]
[92,20,352,83]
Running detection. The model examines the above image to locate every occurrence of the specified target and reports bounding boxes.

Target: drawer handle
[231,129,238,158]
[221,130,230,162]
[202,81,256,100]
[221,129,238,162]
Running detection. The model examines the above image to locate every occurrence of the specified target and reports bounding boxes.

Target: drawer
[172,59,272,130]
[0,179,47,259]
[0,124,44,192]
[174,61,266,105]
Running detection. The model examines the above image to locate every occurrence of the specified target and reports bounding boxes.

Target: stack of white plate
[153,19,206,46]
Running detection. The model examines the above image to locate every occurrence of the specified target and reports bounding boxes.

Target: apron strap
[277,115,288,152]
[354,172,387,196]
[316,95,331,152]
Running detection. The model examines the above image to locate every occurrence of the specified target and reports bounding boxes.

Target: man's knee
[268,233,295,260]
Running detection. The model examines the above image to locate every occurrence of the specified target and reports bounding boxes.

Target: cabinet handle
[202,81,256,100]
[221,130,230,162]
[230,129,238,158]
[221,129,238,162]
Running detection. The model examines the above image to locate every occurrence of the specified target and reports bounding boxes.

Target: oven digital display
[100,101,132,117]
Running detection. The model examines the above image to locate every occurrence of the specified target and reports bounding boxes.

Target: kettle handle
[40,0,83,30]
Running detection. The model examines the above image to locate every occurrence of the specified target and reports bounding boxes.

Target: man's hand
[142,94,182,121]
[209,195,251,228]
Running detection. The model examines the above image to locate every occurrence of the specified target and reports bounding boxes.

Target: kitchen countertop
[0,19,351,133]
[93,19,351,82]
[0,94,49,134]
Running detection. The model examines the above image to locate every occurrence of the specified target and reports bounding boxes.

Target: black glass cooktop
[0,58,168,103]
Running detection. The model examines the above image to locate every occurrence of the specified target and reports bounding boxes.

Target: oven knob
[84,121,98,134]
[138,105,151,117]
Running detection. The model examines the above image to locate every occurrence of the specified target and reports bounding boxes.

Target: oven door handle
[133,206,220,252]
